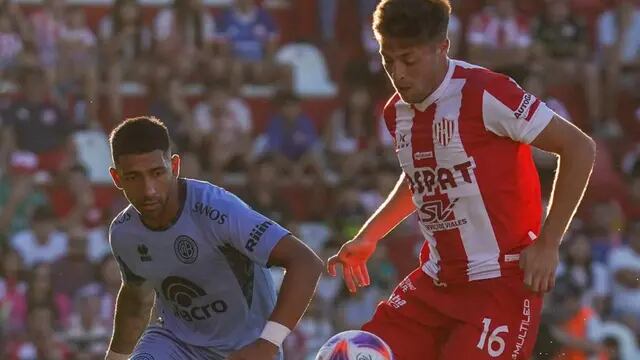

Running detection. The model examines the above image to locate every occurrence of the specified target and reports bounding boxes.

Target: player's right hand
[327,237,376,293]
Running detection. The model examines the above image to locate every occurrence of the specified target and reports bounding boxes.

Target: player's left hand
[227,338,279,360]
[519,236,560,293]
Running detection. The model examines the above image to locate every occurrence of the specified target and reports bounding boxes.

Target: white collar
[413,59,455,112]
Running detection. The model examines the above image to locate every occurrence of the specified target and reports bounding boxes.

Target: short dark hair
[109,116,171,164]
[373,0,451,43]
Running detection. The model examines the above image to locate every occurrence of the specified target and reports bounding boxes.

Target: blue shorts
[130,326,226,360]
[130,326,284,360]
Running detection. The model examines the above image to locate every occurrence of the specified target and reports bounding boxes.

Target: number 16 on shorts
[476,318,509,358]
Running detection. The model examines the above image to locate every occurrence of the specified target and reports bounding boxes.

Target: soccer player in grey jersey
[104,117,323,360]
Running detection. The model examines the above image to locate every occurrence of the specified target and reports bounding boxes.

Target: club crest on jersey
[174,235,199,264]
[433,118,455,147]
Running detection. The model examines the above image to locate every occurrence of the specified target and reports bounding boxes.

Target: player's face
[379,36,449,104]
[110,150,180,219]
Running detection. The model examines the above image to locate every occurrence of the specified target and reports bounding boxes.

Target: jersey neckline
[413,58,456,112]
[137,178,189,232]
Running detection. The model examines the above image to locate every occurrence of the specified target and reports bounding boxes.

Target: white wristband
[105,350,130,360]
[259,321,291,348]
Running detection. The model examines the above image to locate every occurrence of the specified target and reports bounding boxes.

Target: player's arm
[266,234,323,329]
[327,172,416,293]
[229,235,322,360]
[531,115,596,242]
[106,281,155,359]
[521,115,596,292]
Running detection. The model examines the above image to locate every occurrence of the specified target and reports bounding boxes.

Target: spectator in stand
[95,256,121,330]
[47,164,109,230]
[622,144,640,177]
[598,0,640,131]
[0,152,48,243]
[334,284,384,332]
[557,232,610,314]
[0,12,24,81]
[216,0,289,89]
[358,164,399,215]
[50,225,96,299]
[5,306,71,360]
[538,280,606,360]
[0,247,28,337]
[332,181,368,241]
[286,299,333,359]
[318,0,379,43]
[324,85,379,179]
[10,205,68,269]
[58,6,99,127]
[2,67,74,174]
[608,221,640,334]
[25,263,72,329]
[257,91,324,179]
[153,0,216,80]
[192,82,252,179]
[448,9,462,59]
[242,155,289,223]
[178,151,203,180]
[148,65,192,151]
[530,0,601,128]
[620,175,640,222]
[0,0,29,38]
[99,0,153,122]
[467,0,532,82]
[63,284,109,357]
[28,0,65,86]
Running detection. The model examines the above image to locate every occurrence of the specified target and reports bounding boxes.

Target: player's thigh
[131,326,202,360]
[440,279,543,360]
[362,303,447,360]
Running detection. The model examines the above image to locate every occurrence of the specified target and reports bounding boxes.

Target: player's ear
[171,154,180,177]
[109,167,123,190]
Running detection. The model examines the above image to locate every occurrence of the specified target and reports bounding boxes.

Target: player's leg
[438,277,543,360]
[130,326,205,360]
[361,269,454,360]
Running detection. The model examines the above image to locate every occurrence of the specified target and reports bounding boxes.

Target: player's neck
[140,179,186,230]
[415,57,450,105]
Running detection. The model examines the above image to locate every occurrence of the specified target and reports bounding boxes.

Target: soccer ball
[315,330,394,360]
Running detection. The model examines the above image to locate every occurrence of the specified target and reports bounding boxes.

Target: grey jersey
[109,179,289,352]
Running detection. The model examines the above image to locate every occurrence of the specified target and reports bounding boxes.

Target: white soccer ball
[315,330,394,360]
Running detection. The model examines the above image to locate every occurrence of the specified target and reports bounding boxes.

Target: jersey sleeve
[218,191,290,267]
[481,74,554,144]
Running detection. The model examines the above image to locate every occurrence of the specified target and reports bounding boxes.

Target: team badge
[433,118,455,147]
[174,235,198,264]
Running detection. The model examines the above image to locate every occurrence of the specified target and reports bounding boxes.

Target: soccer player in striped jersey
[327,0,596,359]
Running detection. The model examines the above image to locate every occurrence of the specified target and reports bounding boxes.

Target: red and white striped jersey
[383,59,555,284]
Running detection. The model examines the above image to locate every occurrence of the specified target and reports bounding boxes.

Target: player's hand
[227,339,279,360]
[327,237,376,293]
[519,236,560,293]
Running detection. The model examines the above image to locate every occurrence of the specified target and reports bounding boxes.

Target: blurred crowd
[0,0,639,359]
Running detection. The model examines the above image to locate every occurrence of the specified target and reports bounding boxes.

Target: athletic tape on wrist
[259,321,291,348]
